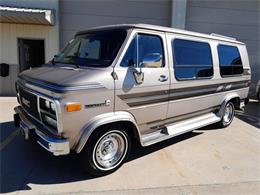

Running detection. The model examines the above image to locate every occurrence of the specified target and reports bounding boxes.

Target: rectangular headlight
[50,102,56,113]
[42,114,57,129]
[40,98,57,115]
[40,97,58,130]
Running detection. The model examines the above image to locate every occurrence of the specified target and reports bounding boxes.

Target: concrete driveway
[0,98,259,195]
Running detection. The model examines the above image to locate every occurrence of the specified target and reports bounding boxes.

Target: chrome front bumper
[14,106,70,156]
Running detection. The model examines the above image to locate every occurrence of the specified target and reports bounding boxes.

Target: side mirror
[127,59,144,84]
[133,70,144,84]
[141,53,162,68]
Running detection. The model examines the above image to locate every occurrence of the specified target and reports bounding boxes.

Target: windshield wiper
[64,55,81,68]
[73,64,81,69]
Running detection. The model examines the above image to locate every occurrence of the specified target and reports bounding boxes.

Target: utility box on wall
[0,63,9,77]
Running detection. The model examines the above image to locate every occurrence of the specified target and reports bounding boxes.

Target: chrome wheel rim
[93,130,127,171]
[223,103,234,124]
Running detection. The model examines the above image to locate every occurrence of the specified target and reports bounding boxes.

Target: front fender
[74,111,140,153]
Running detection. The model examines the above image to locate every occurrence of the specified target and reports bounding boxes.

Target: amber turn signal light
[66,103,81,112]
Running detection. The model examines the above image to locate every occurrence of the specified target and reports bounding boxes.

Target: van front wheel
[80,125,131,176]
[217,102,235,128]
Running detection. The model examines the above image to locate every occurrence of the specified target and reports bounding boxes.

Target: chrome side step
[165,113,221,136]
[141,113,221,146]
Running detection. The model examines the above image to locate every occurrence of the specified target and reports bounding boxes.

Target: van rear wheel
[79,125,131,176]
[217,102,235,128]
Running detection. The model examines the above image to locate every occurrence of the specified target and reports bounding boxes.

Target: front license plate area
[20,122,31,140]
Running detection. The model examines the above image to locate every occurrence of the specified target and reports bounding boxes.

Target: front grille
[19,87,40,120]
[39,97,58,131]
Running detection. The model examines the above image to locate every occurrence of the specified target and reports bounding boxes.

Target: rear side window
[172,39,213,80]
[218,45,243,76]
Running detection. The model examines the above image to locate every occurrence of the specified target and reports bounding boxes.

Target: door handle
[158,75,168,82]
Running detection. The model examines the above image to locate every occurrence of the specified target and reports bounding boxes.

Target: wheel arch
[218,93,240,117]
[74,111,140,153]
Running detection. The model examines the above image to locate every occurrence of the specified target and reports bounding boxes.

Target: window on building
[218,45,243,76]
[121,34,164,68]
[172,39,213,80]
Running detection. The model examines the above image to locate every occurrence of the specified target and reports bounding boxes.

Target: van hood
[18,65,109,93]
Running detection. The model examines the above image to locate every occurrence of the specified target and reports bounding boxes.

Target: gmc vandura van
[14,24,251,176]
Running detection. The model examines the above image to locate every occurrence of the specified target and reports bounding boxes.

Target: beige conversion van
[14,24,251,176]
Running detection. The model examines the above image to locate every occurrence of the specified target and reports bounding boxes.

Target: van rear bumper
[14,106,70,156]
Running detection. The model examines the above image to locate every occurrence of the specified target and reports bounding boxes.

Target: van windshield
[53,29,127,67]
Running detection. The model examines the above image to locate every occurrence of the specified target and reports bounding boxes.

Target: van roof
[76,23,244,45]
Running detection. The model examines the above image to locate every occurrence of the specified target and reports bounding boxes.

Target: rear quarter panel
[166,33,250,119]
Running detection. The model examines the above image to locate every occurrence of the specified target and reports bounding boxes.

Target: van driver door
[114,30,170,134]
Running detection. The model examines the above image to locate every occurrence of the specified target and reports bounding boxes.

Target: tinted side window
[172,39,213,80]
[121,34,164,68]
[218,45,243,76]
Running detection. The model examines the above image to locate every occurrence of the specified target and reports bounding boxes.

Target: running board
[165,113,221,136]
[141,113,221,146]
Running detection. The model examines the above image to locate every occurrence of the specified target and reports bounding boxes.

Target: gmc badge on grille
[22,97,30,108]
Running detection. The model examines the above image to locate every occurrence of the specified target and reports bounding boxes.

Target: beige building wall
[0,23,59,95]
[0,23,59,65]
[0,0,59,96]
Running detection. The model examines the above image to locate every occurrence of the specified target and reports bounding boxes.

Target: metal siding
[186,0,260,94]
[59,0,171,47]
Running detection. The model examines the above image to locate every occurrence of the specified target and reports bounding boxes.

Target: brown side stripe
[118,80,250,107]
